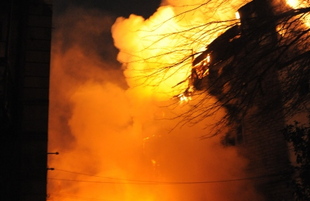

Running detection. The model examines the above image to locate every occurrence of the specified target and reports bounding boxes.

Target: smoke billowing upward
[48,1,262,201]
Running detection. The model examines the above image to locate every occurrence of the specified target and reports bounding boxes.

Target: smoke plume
[48,1,262,201]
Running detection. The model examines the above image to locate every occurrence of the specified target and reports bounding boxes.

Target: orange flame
[112,1,249,101]
[48,1,266,201]
[286,0,310,26]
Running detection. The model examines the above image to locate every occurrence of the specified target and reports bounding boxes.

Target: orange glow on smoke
[112,1,250,101]
[47,1,265,201]
[286,0,310,27]
[112,6,190,101]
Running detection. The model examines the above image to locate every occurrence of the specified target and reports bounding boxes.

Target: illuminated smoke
[47,1,265,201]
[286,0,310,26]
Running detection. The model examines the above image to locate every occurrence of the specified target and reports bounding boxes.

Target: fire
[48,1,269,201]
[286,0,308,7]
[286,0,310,27]
[176,92,192,103]
[171,0,310,104]
[112,1,249,102]
[111,2,255,200]
[235,11,241,20]
[112,6,193,101]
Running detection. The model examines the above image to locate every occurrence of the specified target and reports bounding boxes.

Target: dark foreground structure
[0,0,52,200]
[181,0,310,200]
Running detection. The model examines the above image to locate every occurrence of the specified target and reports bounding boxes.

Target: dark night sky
[46,0,157,79]
[51,0,162,70]
[53,0,162,18]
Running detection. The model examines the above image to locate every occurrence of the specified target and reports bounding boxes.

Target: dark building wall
[206,1,294,200]
[236,1,293,200]
[0,0,52,201]
[238,68,293,201]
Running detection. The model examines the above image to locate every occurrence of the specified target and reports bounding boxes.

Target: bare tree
[283,117,310,201]
[119,0,309,141]
[118,0,309,199]
[132,0,309,137]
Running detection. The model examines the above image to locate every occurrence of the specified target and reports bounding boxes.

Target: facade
[0,0,52,201]
[186,0,301,200]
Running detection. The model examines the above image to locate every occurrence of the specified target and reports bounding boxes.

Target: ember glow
[112,1,249,102]
[286,0,310,26]
[46,1,277,201]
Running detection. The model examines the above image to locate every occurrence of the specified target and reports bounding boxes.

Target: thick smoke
[48,1,262,201]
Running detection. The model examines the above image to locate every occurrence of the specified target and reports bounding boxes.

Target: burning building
[2,0,309,201]
[175,0,310,200]
[45,0,309,201]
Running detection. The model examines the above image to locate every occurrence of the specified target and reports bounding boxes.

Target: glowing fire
[112,1,248,103]
[286,0,310,26]
[235,11,241,20]
[176,92,192,103]
[47,0,300,201]
[174,0,310,103]
[172,7,242,102]
[287,0,309,7]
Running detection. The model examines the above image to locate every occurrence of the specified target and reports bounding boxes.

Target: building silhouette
[186,1,306,200]
[0,0,52,200]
